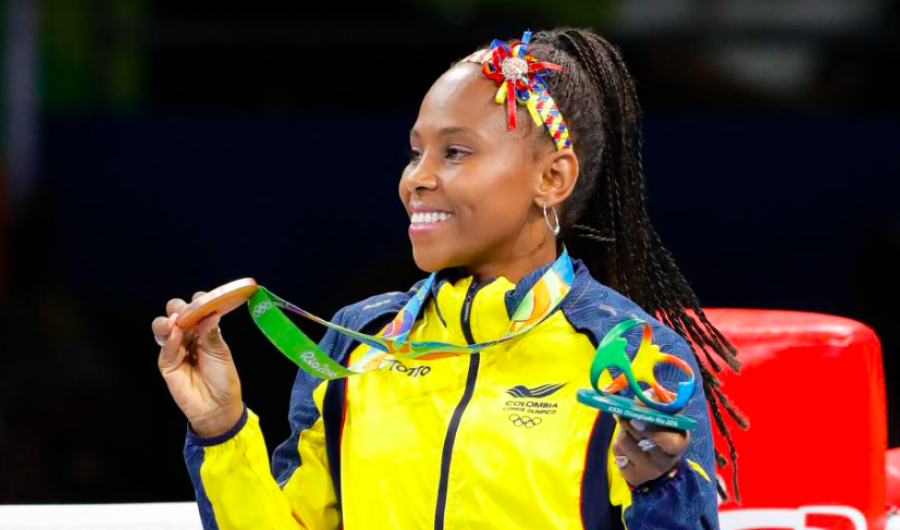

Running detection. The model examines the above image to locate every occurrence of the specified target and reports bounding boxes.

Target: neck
[463,238,558,285]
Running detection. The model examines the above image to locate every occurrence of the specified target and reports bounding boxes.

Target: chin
[410,244,456,273]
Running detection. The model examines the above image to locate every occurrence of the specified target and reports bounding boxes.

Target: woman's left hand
[611,394,691,487]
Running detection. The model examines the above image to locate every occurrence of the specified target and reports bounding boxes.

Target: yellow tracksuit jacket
[183,258,719,529]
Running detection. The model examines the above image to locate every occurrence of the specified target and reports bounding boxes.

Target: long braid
[525,28,749,501]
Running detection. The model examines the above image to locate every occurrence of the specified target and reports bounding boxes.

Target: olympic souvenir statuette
[576,319,698,431]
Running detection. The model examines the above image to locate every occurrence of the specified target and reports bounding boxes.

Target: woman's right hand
[152,292,244,438]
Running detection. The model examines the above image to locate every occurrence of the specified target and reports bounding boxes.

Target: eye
[408,147,422,163]
[446,146,471,160]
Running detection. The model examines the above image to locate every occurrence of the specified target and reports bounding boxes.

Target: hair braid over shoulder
[523,27,750,501]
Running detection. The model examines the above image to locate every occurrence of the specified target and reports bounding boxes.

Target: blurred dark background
[0,0,898,503]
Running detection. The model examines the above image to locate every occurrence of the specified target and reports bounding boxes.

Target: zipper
[434,278,484,530]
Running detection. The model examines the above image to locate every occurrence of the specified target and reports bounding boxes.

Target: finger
[618,411,689,458]
[619,417,649,441]
[166,298,188,317]
[645,441,682,470]
[645,428,690,457]
[158,325,186,373]
[624,420,688,467]
[613,427,655,474]
[622,418,683,445]
[169,311,200,350]
[196,314,230,358]
[626,388,688,454]
[631,429,682,469]
[192,291,206,302]
[151,316,171,338]
[196,313,223,344]
[629,418,649,432]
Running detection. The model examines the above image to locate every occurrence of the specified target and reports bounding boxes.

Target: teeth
[411,211,453,224]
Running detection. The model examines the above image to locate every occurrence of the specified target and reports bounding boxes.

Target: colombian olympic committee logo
[503,382,565,419]
[509,414,542,428]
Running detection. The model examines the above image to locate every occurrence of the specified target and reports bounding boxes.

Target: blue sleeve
[182,306,349,529]
[622,331,720,530]
[624,458,716,530]
[270,306,348,485]
[183,405,250,530]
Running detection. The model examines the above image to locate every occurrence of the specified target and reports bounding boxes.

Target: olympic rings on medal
[508,414,542,429]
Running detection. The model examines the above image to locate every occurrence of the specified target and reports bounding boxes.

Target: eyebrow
[410,125,483,140]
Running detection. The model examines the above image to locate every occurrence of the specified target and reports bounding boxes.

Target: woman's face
[400,63,556,273]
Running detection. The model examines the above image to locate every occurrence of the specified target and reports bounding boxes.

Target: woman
[152,27,743,530]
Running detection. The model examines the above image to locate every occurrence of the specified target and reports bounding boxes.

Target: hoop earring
[543,200,561,237]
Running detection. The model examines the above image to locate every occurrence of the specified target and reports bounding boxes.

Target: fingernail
[638,439,658,452]
[631,419,647,431]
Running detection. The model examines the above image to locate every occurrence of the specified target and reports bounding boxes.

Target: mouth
[408,210,454,234]
[410,211,453,225]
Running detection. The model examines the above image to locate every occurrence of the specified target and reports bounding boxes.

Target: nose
[403,154,439,194]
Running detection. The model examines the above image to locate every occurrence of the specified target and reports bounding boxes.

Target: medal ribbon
[248,249,576,380]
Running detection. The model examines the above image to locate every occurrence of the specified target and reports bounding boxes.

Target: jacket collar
[427,256,591,319]
[350,256,596,346]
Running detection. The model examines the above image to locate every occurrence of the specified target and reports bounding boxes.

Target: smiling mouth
[410,211,454,226]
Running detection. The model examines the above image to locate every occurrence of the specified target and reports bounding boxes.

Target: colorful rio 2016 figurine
[577,319,698,431]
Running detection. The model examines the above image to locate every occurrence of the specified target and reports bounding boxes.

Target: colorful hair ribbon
[462,30,573,151]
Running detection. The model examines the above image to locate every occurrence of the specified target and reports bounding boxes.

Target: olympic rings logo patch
[509,414,542,428]
[252,301,273,318]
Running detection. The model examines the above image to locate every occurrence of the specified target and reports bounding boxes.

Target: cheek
[398,168,410,201]
[450,163,533,231]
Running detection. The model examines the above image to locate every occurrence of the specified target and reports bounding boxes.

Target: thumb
[158,325,186,373]
[196,314,229,357]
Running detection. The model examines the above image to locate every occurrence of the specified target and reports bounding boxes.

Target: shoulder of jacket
[563,271,689,354]
[330,278,428,331]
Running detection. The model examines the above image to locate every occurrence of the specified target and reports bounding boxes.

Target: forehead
[412,62,536,143]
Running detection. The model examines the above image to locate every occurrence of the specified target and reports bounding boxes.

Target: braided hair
[493,27,749,500]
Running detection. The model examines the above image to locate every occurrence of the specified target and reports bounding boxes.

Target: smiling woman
[403,60,574,283]
[152,27,744,530]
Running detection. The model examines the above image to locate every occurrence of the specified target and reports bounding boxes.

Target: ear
[534,149,579,209]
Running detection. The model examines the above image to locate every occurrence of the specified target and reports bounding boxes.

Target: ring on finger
[638,439,659,452]
[614,455,630,468]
